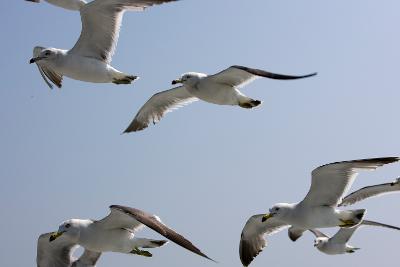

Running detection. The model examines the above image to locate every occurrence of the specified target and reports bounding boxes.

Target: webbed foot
[130,247,152,257]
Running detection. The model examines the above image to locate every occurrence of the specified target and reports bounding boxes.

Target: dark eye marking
[65,223,71,228]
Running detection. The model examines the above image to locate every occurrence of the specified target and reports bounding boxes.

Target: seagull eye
[45,51,51,56]
[275,208,280,211]
[65,223,71,228]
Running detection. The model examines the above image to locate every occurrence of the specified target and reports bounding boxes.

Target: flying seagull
[37,232,101,267]
[239,157,399,267]
[310,220,400,255]
[124,65,316,132]
[29,0,179,89]
[339,177,400,206]
[25,0,86,11]
[46,205,215,263]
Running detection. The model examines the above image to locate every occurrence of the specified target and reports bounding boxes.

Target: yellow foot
[112,76,137,85]
[238,100,261,109]
[339,219,358,228]
[130,247,152,257]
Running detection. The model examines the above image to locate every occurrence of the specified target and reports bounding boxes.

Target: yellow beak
[261,213,273,222]
[49,231,64,242]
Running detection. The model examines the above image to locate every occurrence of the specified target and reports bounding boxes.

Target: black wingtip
[232,65,318,80]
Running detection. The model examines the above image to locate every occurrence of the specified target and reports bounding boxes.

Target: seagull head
[313,237,327,248]
[391,177,400,185]
[171,72,206,86]
[261,203,293,222]
[29,47,60,64]
[49,219,83,242]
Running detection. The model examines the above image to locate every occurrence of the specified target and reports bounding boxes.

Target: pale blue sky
[1,0,400,266]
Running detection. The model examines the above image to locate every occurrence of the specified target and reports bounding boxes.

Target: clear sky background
[1,0,400,266]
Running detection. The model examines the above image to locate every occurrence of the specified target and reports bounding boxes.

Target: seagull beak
[29,56,44,64]
[261,213,273,222]
[171,79,182,85]
[49,231,64,242]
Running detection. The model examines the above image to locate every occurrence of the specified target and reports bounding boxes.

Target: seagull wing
[96,205,214,261]
[33,46,63,89]
[309,229,329,238]
[37,232,101,267]
[70,0,178,64]
[25,0,87,11]
[299,157,399,207]
[239,214,288,267]
[339,178,400,206]
[95,206,145,232]
[207,65,316,89]
[361,220,400,231]
[74,249,102,266]
[37,232,77,267]
[124,86,197,132]
[330,220,400,244]
[328,226,359,244]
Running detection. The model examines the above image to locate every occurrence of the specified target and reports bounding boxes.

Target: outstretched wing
[37,232,101,267]
[207,65,316,89]
[340,178,400,206]
[33,46,63,89]
[95,206,145,232]
[37,232,77,267]
[309,229,329,238]
[25,0,86,10]
[96,205,214,261]
[330,220,400,244]
[300,157,399,207]
[239,214,288,267]
[73,249,101,266]
[124,86,197,132]
[70,0,178,64]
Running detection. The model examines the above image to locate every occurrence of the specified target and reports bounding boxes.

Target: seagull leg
[130,247,153,257]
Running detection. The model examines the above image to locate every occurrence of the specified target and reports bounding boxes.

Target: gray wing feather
[330,219,400,244]
[37,232,77,267]
[72,250,101,267]
[340,178,400,206]
[208,65,316,89]
[33,46,63,89]
[239,214,288,267]
[95,208,144,232]
[37,232,101,267]
[70,0,179,63]
[309,229,329,238]
[124,86,197,132]
[361,220,400,231]
[300,157,399,207]
[109,205,215,261]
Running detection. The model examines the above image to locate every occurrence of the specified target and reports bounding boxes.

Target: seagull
[37,232,101,267]
[340,177,400,206]
[124,65,316,132]
[239,157,399,267]
[46,205,214,263]
[25,0,86,11]
[29,0,178,89]
[310,220,400,255]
